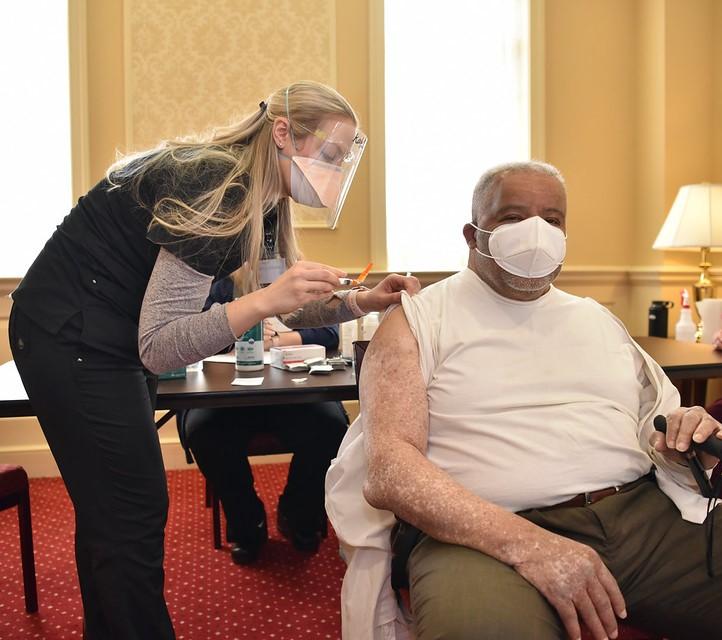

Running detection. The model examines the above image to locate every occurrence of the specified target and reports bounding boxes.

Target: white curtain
[0,1,72,277]
[385,0,530,271]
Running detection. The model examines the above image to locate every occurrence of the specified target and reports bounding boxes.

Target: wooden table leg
[691,379,708,407]
[672,379,709,407]
[673,380,692,406]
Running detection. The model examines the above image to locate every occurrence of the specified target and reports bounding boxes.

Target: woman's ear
[272,117,290,149]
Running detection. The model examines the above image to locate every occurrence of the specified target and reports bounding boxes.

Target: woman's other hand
[263,319,276,340]
[356,274,421,313]
[262,319,275,350]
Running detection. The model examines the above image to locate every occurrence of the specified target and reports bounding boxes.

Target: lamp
[653,183,722,314]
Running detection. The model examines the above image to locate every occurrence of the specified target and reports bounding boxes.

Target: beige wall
[4,0,722,475]
[298,0,371,267]
[87,0,126,186]
[542,0,722,334]
[544,0,637,268]
[631,0,722,334]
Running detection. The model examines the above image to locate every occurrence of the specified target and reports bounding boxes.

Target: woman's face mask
[471,215,567,279]
[289,156,344,209]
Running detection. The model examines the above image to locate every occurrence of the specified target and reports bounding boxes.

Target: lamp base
[693,247,715,343]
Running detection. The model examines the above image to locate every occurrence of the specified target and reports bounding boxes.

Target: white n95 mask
[471,216,566,278]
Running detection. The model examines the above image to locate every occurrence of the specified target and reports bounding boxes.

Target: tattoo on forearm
[280,293,359,328]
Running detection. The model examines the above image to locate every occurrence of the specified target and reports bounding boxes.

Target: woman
[9,80,418,639]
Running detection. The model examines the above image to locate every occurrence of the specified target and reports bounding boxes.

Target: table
[0,360,358,419]
[633,336,722,406]
[3,337,722,418]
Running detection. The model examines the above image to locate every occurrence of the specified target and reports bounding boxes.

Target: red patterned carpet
[0,464,663,640]
[0,464,345,639]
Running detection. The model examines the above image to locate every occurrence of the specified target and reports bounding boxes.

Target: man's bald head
[471,161,565,225]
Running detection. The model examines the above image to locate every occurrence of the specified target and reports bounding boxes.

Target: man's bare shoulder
[361,304,430,461]
[364,305,418,365]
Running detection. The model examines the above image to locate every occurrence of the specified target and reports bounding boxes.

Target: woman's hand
[356,274,421,313]
[256,261,346,316]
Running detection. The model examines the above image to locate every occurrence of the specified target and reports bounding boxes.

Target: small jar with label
[235,321,264,371]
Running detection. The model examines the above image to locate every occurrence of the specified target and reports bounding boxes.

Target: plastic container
[340,319,359,359]
[648,300,673,338]
[158,367,186,380]
[675,289,697,343]
[235,321,264,371]
[359,312,380,341]
[697,298,722,343]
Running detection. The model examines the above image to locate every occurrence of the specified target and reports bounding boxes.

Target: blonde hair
[107,80,359,294]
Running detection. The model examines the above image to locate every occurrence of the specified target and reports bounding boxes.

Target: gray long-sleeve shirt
[138,248,362,373]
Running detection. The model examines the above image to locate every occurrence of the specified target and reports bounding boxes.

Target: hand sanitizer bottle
[675,289,697,343]
[235,321,265,371]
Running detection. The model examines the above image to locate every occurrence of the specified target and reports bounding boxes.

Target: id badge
[258,257,286,285]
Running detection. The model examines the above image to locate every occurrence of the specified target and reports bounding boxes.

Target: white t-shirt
[405,268,652,511]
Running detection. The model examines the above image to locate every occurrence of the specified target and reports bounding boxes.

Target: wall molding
[0,422,291,478]
[555,266,628,286]
[626,265,722,286]
[3,266,722,320]
[355,265,722,289]
[0,439,189,478]
[0,278,19,299]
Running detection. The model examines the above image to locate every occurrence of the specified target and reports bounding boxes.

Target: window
[1,2,72,277]
[384,0,530,271]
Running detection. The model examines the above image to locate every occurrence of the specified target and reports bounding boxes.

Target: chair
[209,433,289,549]
[351,341,662,640]
[352,340,369,391]
[175,410,289,549]
[0,464,38,613]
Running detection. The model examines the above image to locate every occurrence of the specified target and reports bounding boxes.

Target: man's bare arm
[362,307,534,556]
[361,306,626,640]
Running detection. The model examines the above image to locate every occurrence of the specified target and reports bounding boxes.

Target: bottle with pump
[675,289,697,343]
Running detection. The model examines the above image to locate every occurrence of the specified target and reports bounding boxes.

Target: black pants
[9,305,174,640]
[185,402,348,541]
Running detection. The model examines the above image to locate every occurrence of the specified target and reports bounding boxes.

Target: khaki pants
[408,478,722,640]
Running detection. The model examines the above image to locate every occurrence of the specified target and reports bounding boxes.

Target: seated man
[182,277,348,565]
[326,161,722,640]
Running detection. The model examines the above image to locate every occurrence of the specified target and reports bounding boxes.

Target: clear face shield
[285,113,367,229]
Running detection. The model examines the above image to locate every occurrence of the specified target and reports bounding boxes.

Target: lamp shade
[652,183,722,250]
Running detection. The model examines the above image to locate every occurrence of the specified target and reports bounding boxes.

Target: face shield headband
[283,87,367,229]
